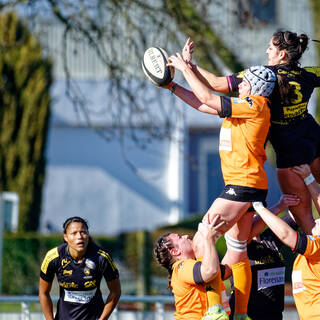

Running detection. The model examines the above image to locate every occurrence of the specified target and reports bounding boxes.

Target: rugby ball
[142,47,174,86]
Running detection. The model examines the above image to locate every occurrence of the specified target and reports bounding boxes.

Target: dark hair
[272,30,309,105]
[63,216,89,233]
[154,233,175,290]
[272,30,309,66]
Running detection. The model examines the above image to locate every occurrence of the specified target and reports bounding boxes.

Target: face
[64,222,89,256]
[238,78,251,97]
[266,38,285,66]
[167,233,195,259]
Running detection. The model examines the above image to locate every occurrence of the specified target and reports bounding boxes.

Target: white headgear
[244,66,276,97]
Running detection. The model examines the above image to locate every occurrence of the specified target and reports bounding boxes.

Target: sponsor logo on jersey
[85,258,96,270]
[59,281,79,289]
[84,267,90,276]
[84,280,97,289]
[244,96,253,108]
[61,259,71,269]
[64,288,97,304]
[226,188,237,196]
[292,270,306,294]
[257,267,285,290]
[63,269,73,276]
[219,127,232,151]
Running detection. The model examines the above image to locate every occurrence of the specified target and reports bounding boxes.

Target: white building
[35,0,318,235]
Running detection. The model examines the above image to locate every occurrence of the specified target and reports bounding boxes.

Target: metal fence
[0,295,299,320]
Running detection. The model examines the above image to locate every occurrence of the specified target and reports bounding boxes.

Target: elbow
[202,264,220,283]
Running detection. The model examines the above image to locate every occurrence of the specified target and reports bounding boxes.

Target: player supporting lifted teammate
[39,217,121,320]
[154,215,228,320]
[165,51,276,319]
[253,164,320,320]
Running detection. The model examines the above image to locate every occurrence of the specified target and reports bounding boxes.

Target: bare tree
[0,0,243,152]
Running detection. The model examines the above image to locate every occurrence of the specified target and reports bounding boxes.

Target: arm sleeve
[176,260,204,285]
[40,248,59,283]
[227,71,245,92]
[304,67,320,86]
[294,234,320,258]
[98,249,120,282]
[219,95,265,119]
[293,233,308,255]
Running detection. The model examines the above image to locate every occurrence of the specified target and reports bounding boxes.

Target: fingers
[281,194,300,206]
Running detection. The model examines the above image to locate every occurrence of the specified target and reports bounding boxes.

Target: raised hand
[167,53,188,72]
[182,37,194,62]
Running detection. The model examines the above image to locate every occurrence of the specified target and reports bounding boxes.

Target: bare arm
[166,82,218,115]
[181,37,229,93]
[98,278,121,320]
[167,53,222,112]
[248,194,300,241]
[198,216,225,282]
[252,202,298,249]
[292,164,320,214]
[39,278,54,320]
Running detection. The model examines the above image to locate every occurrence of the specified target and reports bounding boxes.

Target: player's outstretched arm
[164,82,219,115]
[248,194,300,241]
[252,202,298,249]
[181,37,229,93]
[167,53,222,113]
[39,278,54,320]
[198,215,225,282]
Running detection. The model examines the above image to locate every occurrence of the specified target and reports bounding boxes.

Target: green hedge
[2,219,295,294]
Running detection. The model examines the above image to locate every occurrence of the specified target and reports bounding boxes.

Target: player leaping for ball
[164,53,276,320]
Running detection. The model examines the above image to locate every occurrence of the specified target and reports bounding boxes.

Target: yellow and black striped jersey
[40,242,119,320]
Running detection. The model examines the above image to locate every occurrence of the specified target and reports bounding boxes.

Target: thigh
[277,168,314,233]
[203,198,251,234]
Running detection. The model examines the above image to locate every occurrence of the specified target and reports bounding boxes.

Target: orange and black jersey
[292,234,320,320]
[227,65,320,125]
[40,242,119,320]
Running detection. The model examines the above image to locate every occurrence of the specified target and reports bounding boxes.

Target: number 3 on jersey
[289,81,303,104]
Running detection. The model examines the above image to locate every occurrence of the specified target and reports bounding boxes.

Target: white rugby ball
[142,47,175,86]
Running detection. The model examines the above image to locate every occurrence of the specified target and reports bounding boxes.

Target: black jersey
[40,242,119,320]
[228,66,320,125]
[229,231,285,320]
[228,66,320,168]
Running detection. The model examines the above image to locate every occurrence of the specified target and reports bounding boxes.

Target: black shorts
[219,185,268,203]
[269,114,320,168]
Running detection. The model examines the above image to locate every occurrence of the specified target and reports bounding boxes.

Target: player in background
[252,163,320,320]
[166,52,276,320]
[180,31,320,235]
[39,216,121,320]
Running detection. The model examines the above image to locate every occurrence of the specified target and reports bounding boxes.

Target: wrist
[170,82,177,94]
[253,201,265,215]
[304,173,315,185]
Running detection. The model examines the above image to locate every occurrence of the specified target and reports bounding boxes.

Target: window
[238,0,275,27]
[188,129,224,214]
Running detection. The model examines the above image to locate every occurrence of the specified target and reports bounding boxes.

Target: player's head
[63,216,89,234]
[63,216,91,249]
[243,66,276,97]
[267,30,309,66]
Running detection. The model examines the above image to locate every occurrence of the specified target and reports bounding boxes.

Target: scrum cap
[244,66,276,97]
